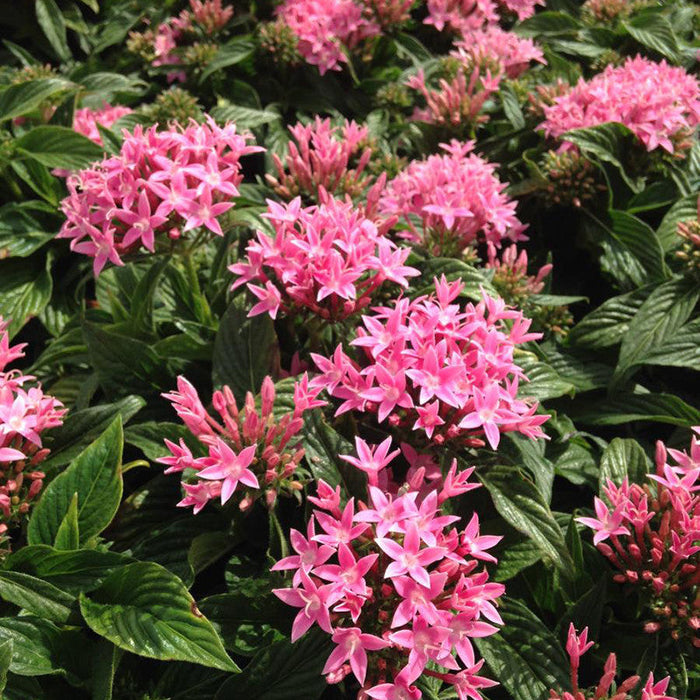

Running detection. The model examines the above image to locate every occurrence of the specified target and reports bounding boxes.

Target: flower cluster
[58,118,261,275]
[127,0,234,81]
[72,103,134,146]
[275,0,380,75]
[550,625,676,700]
[538,149,607,209]
[272,468,503,698]
[312,276,549,450]
[424,0,543,34]
[229,194,418,322]
[582,0,652,23]
[0,319,65,544]
[159,375,325,513]
[676,198,700,277]
[406,64,501,132]
[577,430,700,647]
[379,140,527,257]
[363,0,416,29]
[452,26,545,79]
[266,118,375,200]
[540,56,700,156]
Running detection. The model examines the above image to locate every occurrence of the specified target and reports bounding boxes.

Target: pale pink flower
[73,103,133,145]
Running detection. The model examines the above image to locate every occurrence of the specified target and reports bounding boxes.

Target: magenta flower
[59,119,262,275]
[230,195,418,323]
[197,442,259,504]
[379,141,527,256]
[72,103,133,146]
[340,436,401,486]
[323,627,388,684]
[540,56,700,156]
[565,624,594,671]
[272,569,334,641]
[575,497,630,545]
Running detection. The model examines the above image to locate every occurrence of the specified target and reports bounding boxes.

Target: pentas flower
[229,193,418,322]
[58,118,262,275]
[550,625,675,700]
[424,0,498,34]
[272,469,503,697]
[276,0,380,75]
[72,104,134,146]
[312,276,548,450]
[577,430,700,647]
[0,319,65,546]
[379,141,527,257]
[267,117,375,201]
[540,56,700,156]
[362,0,415,28]
[452,26,545,79]
[158,374,325,512]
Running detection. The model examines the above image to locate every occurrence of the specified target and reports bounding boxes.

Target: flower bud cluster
[577,430,700,647]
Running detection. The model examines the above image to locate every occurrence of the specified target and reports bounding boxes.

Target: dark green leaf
[571,392,700,427]
[0,617,63,677]
[0,78,73,122]
[212,295,277,401]
[475,598,570,700]
[35,0,71,61]
[623,13,681,63]
[28,417,123,546]
[0,639,11,694]
[479,465,573,573]
[79,562,238,672]
[199,39,254,81]
[0,572,74,623]
[0,256,52,339]
[53,492,79,550]
[15,126,103,170]
[599,438,652,493]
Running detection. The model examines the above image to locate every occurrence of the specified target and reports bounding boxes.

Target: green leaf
[568,286,652,349]
[656,194,699,251]
[0,203,56,257]
[15,126,103,170]
[479,465,573,573]
[515,353,575,402]
[42,395,144,470]
[571,392,700,427]
[501,84,525,130]
[200,39,254,81]
[0,572,74,623]
[0,78,73,122]
[623,13,681,63]
[28,417,123,546]
[599,438,651,493]
[614,277,699,382]
[0,639,12,694]
[561,123,644,193]
[475,598,570,700]
[0,617,63,677]
[212,295,277,401]
[643,317,700,370]
[214,628,331,700]
[210,104,279,130]
[35,0,71,61]
[0,256,52,339]
[79,562,238,672]
[608,209,667,282]
[658,644,688,699]
[494,539,543,582]
[411,258,495,299]
[5,546,131,594]
[90,639,119,700]
[53,492,80,550]
[516,11,582,36]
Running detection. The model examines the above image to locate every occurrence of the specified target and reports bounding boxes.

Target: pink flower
[59,119,262,275]
[230,195,418,322]
[540,56,700,156]
[340,436,401,486]
[565,624,594,671]
[276,0,380,74]
[72,103,133,145]
[379,141,527,256]
[313,277,548,448]
[323,627,388,684]
[272,569,334,641]
[575,496,630,545]
[268,117,375,200]
[641,674,676,700]
[160,374,323,512]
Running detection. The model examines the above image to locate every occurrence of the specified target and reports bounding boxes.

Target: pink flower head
[565,624,594,670]
[540,56,700,156]
[72,103,134,146]
[160,374,322,512]
[380,141,527,256]
[276,0,380,75]
[230,195,418,322]
[0,319,65,541]
[59,119,262,274]
[575,496,630,545]
[273,477,502,692]
[268,117,375,200]
[313,278,548,449]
